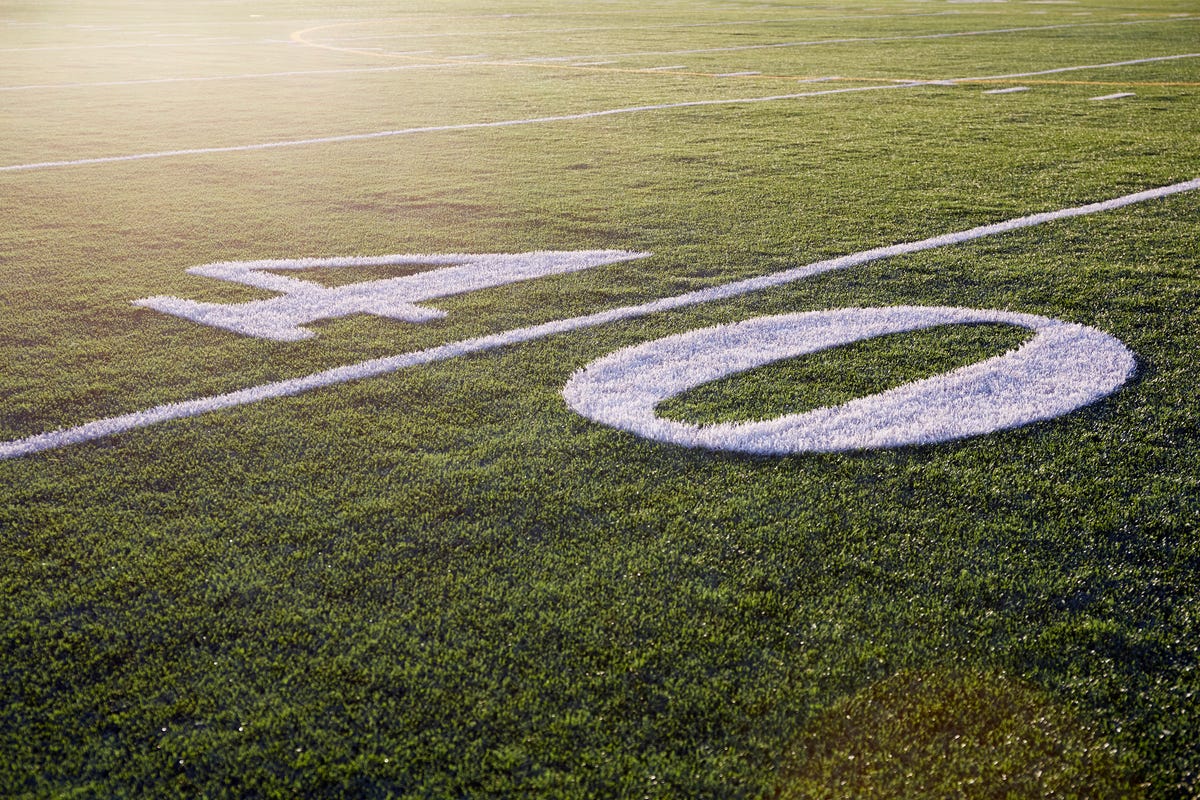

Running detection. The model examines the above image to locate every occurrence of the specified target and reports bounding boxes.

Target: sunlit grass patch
[776,669,1143,799]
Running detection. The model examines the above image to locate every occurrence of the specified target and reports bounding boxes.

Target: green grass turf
[657,323,1036,425]
[1,0,1198,796]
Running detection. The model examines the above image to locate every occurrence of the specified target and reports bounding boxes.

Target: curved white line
[561,308,1135,453]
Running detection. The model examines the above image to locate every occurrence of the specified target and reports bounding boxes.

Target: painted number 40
[16,180,1190,462]
[133,249,1134,456]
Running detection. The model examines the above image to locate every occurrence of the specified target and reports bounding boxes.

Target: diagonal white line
[0,82,919,173]
[4,46,1197,173]
[2,178,1196,460]
[961,52,1200,81]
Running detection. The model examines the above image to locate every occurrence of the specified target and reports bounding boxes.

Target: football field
[2,0,1199,796]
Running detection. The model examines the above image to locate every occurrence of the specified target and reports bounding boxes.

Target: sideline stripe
[1090,92,1136,100]
[500,53,1200,87]
[1009,79,1200,87]
[0,82,920,173]
[961,52,1200,82]
[2,51,1190,173]
[2,178,1196,460]
[290,14,1200,87]
[508,17,1197,62]
[0,63,465,92]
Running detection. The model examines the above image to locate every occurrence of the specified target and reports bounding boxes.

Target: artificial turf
[1,0,1198,796]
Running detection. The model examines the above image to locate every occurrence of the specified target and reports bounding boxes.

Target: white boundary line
[961,52,1199,81]
[2,178,1196,460]
[1090,92,1136,100]
[0,82,921,173]
[517,17,1197,62]
[5,48,1195,172]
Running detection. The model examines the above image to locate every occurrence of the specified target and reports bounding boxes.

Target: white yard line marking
[515,17,1197,63]
[0,63,465,92]
[0,82,921,173]
[962,52,1199,81]
[5,46,1192,172]
[984,86,1030,93]
[2,178,1196,460]
[1090,91,1136,100]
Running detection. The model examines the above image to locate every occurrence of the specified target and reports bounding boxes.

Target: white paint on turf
[984,86,1030,93]
[0,178,1195,459]
[961,52,1198,82]
[0,83,921,173]
[561,307,1134,453]
[1090,92,1136,101]
[4,48,1194,173]
[134,251,648,341]
[516,17,1196,62]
